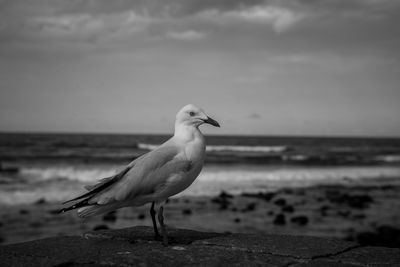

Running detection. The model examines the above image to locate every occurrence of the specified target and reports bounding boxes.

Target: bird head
[175,104,220,129]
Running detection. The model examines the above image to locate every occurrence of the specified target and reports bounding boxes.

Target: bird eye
[189,111,195,116]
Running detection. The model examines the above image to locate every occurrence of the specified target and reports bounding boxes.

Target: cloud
[248,113,261,120]
[272,54,314,64]
[1,0,400,47]
[224,5,305,32]
[167,30,206,41]
[22,10,152,43]
[194,5,305,33]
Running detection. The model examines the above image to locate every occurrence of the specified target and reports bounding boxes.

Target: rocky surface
[1,226,399,266]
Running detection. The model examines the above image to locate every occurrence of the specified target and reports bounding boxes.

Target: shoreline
[1,183,400,248]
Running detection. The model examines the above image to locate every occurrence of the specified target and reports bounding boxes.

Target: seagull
[59,104,220,245]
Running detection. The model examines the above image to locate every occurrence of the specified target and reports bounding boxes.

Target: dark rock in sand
[137,213,145,220]
[49,209,61,215]
[219,203,229,210]
[352,214,366,220]
[347,195,373,209]
[0,236,4,243]
[234,218,241,223]
[231,207,238,212]
[291,215,309,226]
[211,197,229,205]
[282,205,294,213]
[273,213,286,225]
[267,210,274,216]
[325,190,373,209]
[274,198,287,207]
[293,189,305,196]
[103,211,117,222]
[282,188,294,194]
[182,209,192,215]
[196,200,206,206]
[242,192,276,202]
[241,202,257,212]
[30,221,43,228]
[380,185,394,190]
[35,198,47,205]
[337,210,351,218]
[350,225,400,248]
[93,225,109,231]
[247,202,257,211]
[211,193,231,210]
[219,191,233,199]
[0,221,3,227]
[19,209,29,215]
[320,205,330,216]
[0,163,19,174]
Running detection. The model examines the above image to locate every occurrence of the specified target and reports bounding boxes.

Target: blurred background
[1,0,400,247]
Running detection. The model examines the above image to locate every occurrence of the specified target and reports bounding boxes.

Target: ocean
[1,133,400,205]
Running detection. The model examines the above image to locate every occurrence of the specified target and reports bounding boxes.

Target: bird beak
[203,116,220,127]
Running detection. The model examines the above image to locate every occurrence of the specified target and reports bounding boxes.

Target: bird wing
[62,162,134,205]
[88,144,192,205]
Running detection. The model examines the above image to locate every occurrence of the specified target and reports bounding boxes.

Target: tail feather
[62,165,132,205]
[77,204,118,218]
[58,198,90,213]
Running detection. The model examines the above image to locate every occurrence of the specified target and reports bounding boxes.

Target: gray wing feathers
[84,176,113,191]
[89,145,191,205]
[62,164,133,205]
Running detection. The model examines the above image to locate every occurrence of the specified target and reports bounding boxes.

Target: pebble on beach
[93,224,109,231]
[273,213,286,225]
[282,205,294,213]
[274,198,287,207]
[241,202,257,212]
[290,215,309,226]
[103,211,117,222]
[267,210,274,216]
[35,198,47,205]
[182,209,192,215]
[211,193,232,210]
[320,205,330,216]
[137,213,145,220]
[19,209,29,215]
[349,225,400,248]
[242,192,276,202]
[325,190,373,209]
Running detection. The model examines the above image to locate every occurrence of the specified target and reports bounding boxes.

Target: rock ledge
[1,226,399,266]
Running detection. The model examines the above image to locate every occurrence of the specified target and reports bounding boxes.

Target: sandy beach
[1,183,400,247]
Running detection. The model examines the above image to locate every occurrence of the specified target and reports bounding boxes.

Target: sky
[0,0,399,137]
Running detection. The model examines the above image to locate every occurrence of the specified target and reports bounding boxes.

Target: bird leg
[157,205,168,246]
[150,202,160,240]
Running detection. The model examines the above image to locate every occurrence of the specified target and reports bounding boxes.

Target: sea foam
[138,143,287,153]
[1,164,400,205]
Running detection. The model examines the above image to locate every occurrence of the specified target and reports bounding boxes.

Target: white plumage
[60,104,220,245]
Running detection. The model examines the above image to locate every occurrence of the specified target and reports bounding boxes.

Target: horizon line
[1,130,400,140]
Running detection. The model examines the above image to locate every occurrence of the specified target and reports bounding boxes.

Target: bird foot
[154,234,169,245]
[162,235,169,247]
[154,233,171,246]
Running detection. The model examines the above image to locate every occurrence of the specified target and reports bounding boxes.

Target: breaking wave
[138,143,287,153]
[1,164,400,204]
